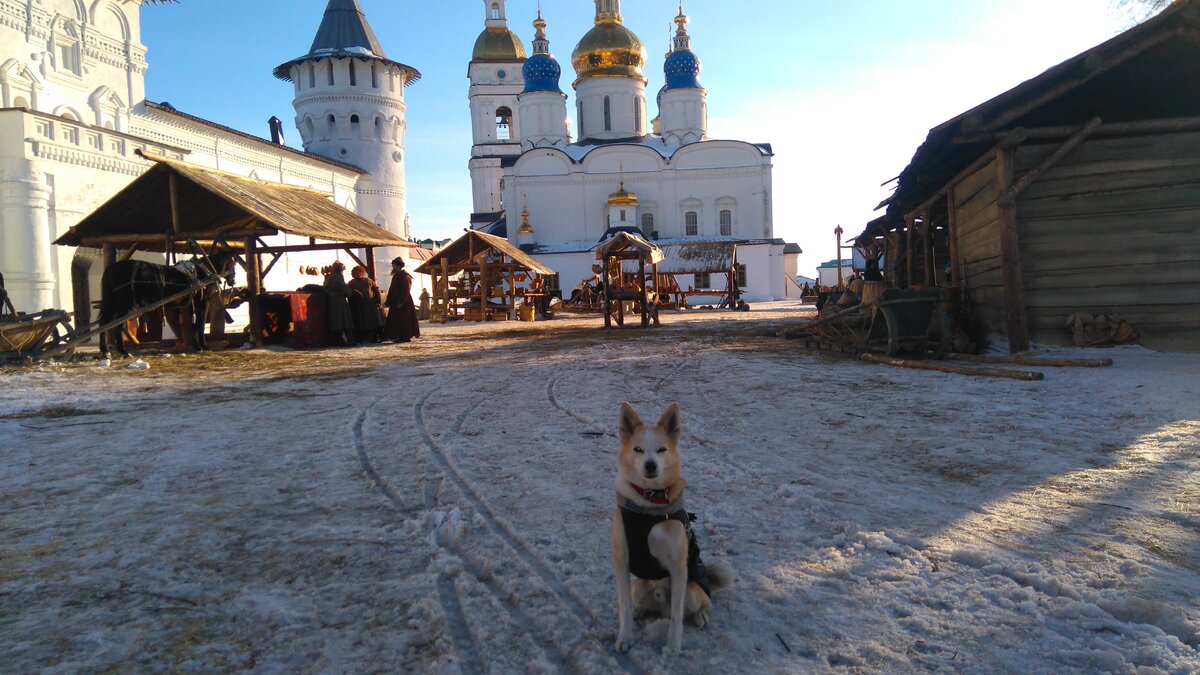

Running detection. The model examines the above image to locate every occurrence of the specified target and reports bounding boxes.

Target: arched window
[491,3,500,19]
[327,61,335,85]
[349,60,357,86]
[577,101,585,137]
[327,114,337,137]
[371,63,379,88]
[720,210,733,236]
[641,213,654,237]
[603,96,611,132]
[374,117,384,141]
[634,99,641,133]
[496,106,513,140]
[350,114,360,137]
[308,63,316,88]
[304,117,316,142]
[685,211,699,236]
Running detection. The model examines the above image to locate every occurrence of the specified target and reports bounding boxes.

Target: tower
[517,9,570,151]
[468,0,526,220]
[659,5,707,147]
[274,0,420,247]
[571,0,648,141]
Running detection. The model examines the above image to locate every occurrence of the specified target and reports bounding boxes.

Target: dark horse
[98,251,235,357]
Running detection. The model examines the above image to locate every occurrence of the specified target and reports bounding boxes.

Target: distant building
[465,0,798,301]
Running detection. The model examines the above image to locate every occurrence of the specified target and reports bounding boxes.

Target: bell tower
[468,0,526,223]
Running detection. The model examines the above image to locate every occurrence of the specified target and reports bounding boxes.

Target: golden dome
[472,28,527,62]
[571,20,646,84]
[608,181,638,205]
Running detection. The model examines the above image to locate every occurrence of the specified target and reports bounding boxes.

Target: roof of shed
[884,0,1200,215]
[55,152,411,249]
[594,231,665,265]
[414,230,554,275]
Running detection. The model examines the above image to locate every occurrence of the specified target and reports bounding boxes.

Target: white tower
[517,10,570,151]
[468,0,526,221]
[660,6,708,147]
[274,0,420,249]
[571,0,648,141]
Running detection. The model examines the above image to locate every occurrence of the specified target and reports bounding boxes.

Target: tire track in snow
[353,403,415,513]
[548,374,614,437]
[414,386,645,674]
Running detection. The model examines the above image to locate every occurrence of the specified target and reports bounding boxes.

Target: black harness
[619,497,711,598]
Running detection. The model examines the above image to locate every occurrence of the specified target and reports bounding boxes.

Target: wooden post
[638,254,647,327]
[366,246,377,282]
[245,236,263,346]
[440,257,450,321]
[507,261,517,320]
[922,210,935,287]
[946,188,961,289]
[478,257,488,322]
[995,149,1030,353]
[904,215,915,289]
[603,255,612,329]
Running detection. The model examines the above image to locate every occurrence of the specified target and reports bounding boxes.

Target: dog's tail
[706,561,736,593]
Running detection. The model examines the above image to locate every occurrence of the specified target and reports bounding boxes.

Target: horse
[98,251,235,357]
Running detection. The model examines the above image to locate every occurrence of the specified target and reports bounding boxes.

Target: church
[0,0,422,323]
[467,0,795,301]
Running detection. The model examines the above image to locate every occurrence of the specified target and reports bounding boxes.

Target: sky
[140,0,1136,277]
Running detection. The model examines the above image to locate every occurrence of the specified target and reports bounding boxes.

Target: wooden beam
[904,148,1000,222]
[945,189,961,293]
[998,117,1103,207]
[118,244,141,262]
[245,236,263,347]
[954,115,1200,145]
[995,148,1030,353]
[860,353,1044,381]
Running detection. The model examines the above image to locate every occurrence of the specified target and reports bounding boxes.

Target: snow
[1,301,1197,672]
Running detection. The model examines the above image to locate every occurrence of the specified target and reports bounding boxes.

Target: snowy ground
[1,301,1197,673]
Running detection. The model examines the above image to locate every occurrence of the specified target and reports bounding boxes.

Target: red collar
[629,481,673,505]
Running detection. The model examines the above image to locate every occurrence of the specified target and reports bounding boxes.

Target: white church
[0,0,422,325]
[467,0,796,301]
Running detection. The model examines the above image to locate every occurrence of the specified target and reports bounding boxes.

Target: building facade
[468,0,793,301]
[0,0,422,322]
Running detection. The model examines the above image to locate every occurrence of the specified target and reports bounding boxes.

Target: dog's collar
[628,481,673,505]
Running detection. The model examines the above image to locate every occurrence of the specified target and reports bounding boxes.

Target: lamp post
[834,225,844,291]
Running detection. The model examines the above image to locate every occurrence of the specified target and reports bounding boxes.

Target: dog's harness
[618,491,712,598]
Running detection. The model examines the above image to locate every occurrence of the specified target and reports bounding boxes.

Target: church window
[603,97,611,132]
[327,114,337,137]
[491,3,500,19]
[308,63,316,88]
[371,63,379,88]
[351,114,360,137]
[305,117,316,142]
[685,211,698,236]
[577,101,585,137]
[374,117,384,141]
[737,264,748,288]
[641,213,654,237]
[349,60,357,86]
[720,210,732,236]
[694,272,711,289]
[619,209,626,222]
[496,106,513,140]
[327,61,335,85]
[634,99,641,133]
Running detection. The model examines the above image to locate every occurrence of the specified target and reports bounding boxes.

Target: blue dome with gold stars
[664,49,700,90]
[523,54,562,94]
[522,10,563,94]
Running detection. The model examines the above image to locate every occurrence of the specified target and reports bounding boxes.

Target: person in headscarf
[348,265,384,343]
[323,261,355,346]
[384,257,420,343]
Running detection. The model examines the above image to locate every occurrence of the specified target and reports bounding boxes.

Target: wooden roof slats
[55,152,412,249]
[593,232,665,265]
[415,230,554,275]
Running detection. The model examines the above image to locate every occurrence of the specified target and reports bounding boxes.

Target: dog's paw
[692,608,710,628]
[615,631,634,653]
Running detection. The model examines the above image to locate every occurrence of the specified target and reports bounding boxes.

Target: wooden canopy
[594,231,664,265]
[415,230,552,276]
[55,151,410,250]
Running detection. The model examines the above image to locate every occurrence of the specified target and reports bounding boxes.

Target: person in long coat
[323,261,355,346]
[384,257,420,343]
[348,265,384,343]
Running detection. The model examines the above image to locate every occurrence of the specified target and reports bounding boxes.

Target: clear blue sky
[141,1,1131,277]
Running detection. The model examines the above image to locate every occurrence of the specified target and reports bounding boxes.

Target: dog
[612,401,734,654]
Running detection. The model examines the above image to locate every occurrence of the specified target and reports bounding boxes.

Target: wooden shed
[55,151,414,346]
[866,1,1200,352]
[415,230,553,322]
[595,232,665,328]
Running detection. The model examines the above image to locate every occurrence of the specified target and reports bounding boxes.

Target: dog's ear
[658,403,681,442]
[618,401,642,442]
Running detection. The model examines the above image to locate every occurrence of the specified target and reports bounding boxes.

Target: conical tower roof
[274,0,420,84]
[309,0,386,58]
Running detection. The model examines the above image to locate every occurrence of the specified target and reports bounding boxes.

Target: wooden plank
[960,117,1200,146]
[1018,183,1200,220]
[860,353,1044,381]
[245,236,263,347]
[1014,130,1200,172]
[1024,280,1200,307]
[1021,247,1200,275]
[952,158,1000,209]
[1019,165,1200,203]
[947,353,1112,367]
[996,149,1029,352]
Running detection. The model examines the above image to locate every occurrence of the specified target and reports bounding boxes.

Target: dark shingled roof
[273,0,421,85]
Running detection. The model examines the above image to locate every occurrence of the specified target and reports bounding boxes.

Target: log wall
[950,158,1008,337]
[1013,130,1200,351]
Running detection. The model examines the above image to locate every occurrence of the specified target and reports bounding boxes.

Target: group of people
[322,257,420,346]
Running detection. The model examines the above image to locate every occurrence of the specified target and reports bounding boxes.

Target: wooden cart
[790,287,951,357]
[0,310,75,362]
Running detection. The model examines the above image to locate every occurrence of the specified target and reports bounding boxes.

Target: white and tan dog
[612,401,734,654]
